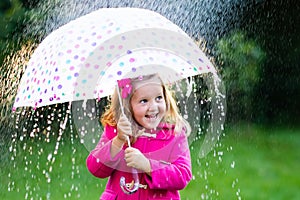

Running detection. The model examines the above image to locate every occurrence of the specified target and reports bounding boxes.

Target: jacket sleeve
[144,133,192,190]
[86,125,124,178]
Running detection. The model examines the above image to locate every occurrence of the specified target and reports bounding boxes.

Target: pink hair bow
[117,78,132,98]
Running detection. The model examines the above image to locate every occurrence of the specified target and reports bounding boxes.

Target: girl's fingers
[126,162,135,168]
[124,147,134,161]
[124,147,134,153]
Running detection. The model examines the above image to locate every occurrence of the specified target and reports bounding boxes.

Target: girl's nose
[148,101,157,111]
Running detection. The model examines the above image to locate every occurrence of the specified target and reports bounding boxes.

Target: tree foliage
[216,31,266,123]
[240,0,300,125]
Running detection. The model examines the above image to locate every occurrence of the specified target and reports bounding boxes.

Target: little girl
[86,73,192,199]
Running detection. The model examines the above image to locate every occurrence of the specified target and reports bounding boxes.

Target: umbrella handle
[120,168,140,194]
[120,136,140,194]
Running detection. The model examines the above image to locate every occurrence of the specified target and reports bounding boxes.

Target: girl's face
[130,84,167,130]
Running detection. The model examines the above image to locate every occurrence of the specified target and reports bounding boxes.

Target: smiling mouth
[145,114,158,121]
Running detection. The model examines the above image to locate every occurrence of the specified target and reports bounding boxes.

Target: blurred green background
[1,0,299,199]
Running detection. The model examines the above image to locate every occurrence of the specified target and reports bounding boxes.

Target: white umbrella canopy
[13,7,216,110]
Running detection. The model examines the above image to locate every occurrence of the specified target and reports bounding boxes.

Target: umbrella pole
[116,86,125,116]
[116,85,140,194]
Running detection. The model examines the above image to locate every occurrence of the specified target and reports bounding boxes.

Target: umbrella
[13,7,216,110]
[13,8,223,195]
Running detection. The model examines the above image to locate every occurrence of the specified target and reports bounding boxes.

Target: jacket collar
[138,123,175,140]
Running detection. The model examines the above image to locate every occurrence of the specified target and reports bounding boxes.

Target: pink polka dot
[70,66,75,70]
[67,49,72,54]
[75,44,80,48]
[118,45,123,49]
[129,58,135,62]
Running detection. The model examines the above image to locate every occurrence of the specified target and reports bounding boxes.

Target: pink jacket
[86,123,192,200]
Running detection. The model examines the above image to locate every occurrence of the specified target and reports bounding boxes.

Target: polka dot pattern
[13,8,216,109]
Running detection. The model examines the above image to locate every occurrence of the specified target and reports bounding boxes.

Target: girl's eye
[156,96,163,101]
[140,99,147,104]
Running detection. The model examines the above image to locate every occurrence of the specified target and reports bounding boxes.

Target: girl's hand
[124,147,151,173]
[117,114,132,142]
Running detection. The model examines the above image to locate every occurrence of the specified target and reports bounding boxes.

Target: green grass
[182,124,300,199]
[1,124,300,199]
